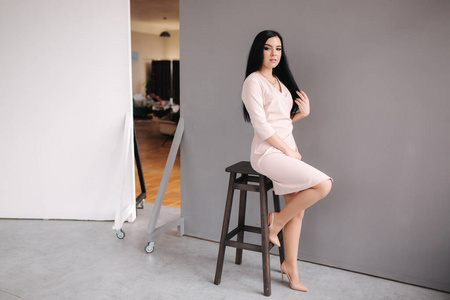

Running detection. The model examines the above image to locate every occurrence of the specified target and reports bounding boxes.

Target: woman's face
[261,36,282,70]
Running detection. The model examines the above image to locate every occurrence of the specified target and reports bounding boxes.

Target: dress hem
[273,176,333,196]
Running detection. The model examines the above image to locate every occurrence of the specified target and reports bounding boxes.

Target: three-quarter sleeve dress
[242,72,331,195]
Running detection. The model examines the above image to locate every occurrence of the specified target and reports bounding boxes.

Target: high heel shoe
[268,213,281,247]
[280,262,308,292]
[257,213,281,247]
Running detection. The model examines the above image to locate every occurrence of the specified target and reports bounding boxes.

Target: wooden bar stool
[214,161,285,296]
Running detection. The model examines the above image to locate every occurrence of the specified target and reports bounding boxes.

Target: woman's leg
[282,208,305,284]
[272,179,332,233]
[274,179,332,290]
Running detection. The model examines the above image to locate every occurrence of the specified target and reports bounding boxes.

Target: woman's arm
[291,90,310,123]
[242,78,276,140]
[265,133,302,160]
[242,77,301,160]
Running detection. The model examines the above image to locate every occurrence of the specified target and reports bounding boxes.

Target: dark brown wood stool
[214,161,285,296]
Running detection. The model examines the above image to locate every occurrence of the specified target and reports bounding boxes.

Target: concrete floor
[1,204,449,300]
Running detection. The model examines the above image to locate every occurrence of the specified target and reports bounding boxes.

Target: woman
[242,30,332,292]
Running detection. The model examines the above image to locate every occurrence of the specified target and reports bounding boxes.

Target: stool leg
[214,172,236,285]
[273,192,285,265]
[235,186,247,265]
[260,176,271,296]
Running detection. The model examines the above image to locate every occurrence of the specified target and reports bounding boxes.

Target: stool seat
[225,161,258,174]
[214,161,285,297]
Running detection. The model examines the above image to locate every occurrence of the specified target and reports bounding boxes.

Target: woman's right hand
[264,133,302,160]
[285,148,302,160]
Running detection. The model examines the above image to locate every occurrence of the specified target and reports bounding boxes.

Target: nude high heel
[280,262,308,292]
[257,213,281,247]
[268,213,281,247]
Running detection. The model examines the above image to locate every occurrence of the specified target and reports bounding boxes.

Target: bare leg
[283,208,304,276]
[272,179,332,233]
[271,179,332,291]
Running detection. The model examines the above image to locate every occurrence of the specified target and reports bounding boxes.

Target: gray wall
[180,0,450,291]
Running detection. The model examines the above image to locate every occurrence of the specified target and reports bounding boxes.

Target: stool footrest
[226,225,263,241]
[243,225,261,234]
[225,240,263,253]
[226,226,241,241]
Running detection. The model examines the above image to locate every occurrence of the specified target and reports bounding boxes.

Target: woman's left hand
[295,91,310,117]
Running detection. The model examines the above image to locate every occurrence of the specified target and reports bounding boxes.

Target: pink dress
[242,72,331,195]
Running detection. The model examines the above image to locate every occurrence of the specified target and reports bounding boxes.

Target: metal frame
[145,117,185,253]
[134,128,146,209]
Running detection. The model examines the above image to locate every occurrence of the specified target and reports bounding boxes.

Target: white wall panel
[0,0,134,220]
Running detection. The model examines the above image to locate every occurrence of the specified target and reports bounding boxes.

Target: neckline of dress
[256,72,283,94]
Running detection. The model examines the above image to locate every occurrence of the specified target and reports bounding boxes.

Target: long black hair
[243,30,299,122]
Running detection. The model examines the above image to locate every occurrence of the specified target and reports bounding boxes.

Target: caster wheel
[116,229,125,239]
[145,242,155,253]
